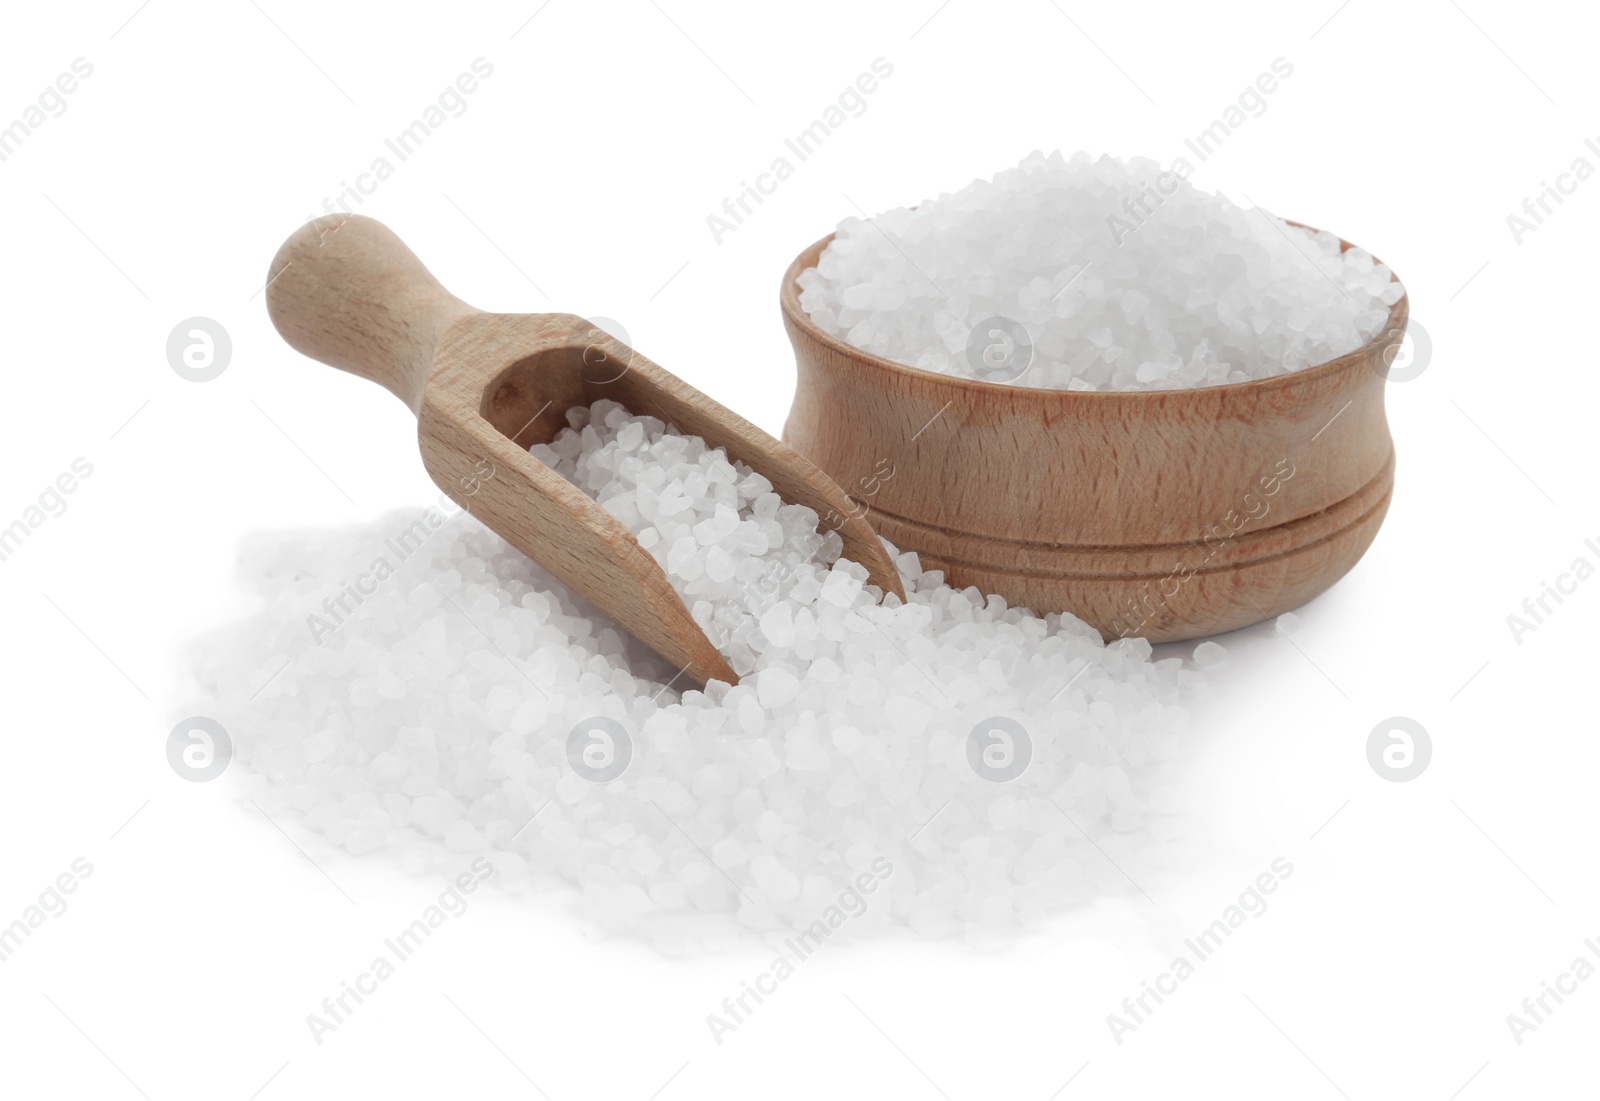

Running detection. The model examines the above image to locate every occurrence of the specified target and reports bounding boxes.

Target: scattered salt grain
[190,401,1220,944]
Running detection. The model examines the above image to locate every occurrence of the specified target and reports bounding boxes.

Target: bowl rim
[779,221,1410,402]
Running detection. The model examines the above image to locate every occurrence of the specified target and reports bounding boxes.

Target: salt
[798,150,1403,391]
[190,401,1221,944]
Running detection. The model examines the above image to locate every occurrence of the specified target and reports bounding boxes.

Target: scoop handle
[265,214,477,412]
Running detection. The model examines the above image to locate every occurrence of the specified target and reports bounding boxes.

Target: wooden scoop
[266,213,903,687]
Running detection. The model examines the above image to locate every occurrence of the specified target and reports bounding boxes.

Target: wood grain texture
[267,213,904,687]
[779,226,1407,642]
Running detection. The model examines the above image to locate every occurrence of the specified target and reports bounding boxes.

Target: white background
[1,1,1594,1098]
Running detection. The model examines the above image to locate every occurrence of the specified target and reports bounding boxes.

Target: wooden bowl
[779,227,1407,642]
